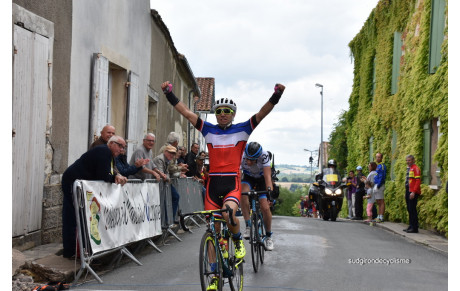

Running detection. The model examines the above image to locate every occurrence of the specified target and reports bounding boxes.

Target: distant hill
[277,164,316,175]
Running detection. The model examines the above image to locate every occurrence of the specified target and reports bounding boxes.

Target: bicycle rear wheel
[250,212,260,272]
[227,238,244,291]
[199,232,223,291]
[258,213,266,264]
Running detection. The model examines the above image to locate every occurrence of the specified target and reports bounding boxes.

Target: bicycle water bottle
[219,237,229,259]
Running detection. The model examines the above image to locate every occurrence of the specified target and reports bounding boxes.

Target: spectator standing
[61,135,128,258]
[352,166,365,220]
[346,170,357,219]
[404,155,421,233]
[89,124,115,149]
[115,147,149,177]
[185,142,199,176]
[361,162,378,221]
[177,146,186,164]
[363,180,375,222]
[153,145,181,223]
[128,133,166,181]
[374,153,387,223]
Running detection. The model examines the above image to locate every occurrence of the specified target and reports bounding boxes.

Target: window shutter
[429,0,446,73]
[391,32,402,95]
[126,71,140,161]
[422,121,432,184]
[369,136,374,162]
[390,130,397,180]
[89,53,109,148]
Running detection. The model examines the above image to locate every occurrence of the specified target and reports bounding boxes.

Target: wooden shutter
[390,130,397,180]
[12,25,49,235]
[429,0,446,73]
[422,121,432,184]
[391,32,402,95]
[126,71,140,161]
[89,53,109,148]
[369,136,374,162]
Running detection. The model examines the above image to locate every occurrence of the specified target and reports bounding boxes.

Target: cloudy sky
[151,0,378,166]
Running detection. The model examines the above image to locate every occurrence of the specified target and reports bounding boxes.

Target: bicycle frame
[242,190,269,272]
[179,205,243,290]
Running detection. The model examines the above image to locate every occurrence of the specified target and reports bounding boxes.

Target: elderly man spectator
[115,147,150,177]
[404,155,421,233]
[177,146,186,164]
[185,142,200,176]
[61,135,128,258]
[90,124,115,149]
[374,153,387,223]
[153,145,180,223]
[129,133,166,181]
[160,132,188,178]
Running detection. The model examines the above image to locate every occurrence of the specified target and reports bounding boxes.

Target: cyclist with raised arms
[161,81,285,290]
[240,142,275,251]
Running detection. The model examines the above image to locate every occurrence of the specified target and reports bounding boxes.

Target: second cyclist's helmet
[211,98,237,113]
[328,159,337,168]
[245,142,263,160]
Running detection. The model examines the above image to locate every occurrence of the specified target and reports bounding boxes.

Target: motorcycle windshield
[322,168,341,186]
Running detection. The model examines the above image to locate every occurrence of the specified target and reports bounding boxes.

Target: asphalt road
[72,216,448,291]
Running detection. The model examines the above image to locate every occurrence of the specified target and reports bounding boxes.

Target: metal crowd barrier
[71,178,204,285]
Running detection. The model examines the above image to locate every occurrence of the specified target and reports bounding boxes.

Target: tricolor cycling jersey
[241,149,271,179]
[195,115,258,175]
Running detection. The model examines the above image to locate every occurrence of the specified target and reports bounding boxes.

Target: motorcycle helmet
[327,159,337,168]
[245,142,262,160]
[211,98,237,113]
[356,166,362,170]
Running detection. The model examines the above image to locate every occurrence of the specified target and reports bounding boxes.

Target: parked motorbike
[308,168,345,221]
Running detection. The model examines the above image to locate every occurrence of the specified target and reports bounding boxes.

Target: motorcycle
[308,168,345,221]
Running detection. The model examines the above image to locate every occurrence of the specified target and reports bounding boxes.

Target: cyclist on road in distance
[240,142,275,250]
[161,81,285,289]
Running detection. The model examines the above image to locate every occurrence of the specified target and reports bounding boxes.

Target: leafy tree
[328,110,348,171]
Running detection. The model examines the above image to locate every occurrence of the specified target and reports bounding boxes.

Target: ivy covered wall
[344,0,448,235]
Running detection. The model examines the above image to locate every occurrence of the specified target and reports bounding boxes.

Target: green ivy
[329,0,448,236]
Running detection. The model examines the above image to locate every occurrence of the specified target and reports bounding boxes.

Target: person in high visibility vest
[403,155,421,233]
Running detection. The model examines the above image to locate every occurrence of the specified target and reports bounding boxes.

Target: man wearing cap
[153,145,180,223]
[352,166,365,220]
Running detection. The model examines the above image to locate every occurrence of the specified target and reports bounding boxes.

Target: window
[109,63,128,138]
[429,0,446,74]
[390,130,398,180]
[369,136,374,162]
[422,119,441,185]
[371,56,377,99]
[147,86,159,135]
[391,32,402,95]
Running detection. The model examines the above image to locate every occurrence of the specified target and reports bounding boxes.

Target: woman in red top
[404,155,421,233]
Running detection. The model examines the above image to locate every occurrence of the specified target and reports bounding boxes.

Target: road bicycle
[241,190,269,273]
[179,205,244,291]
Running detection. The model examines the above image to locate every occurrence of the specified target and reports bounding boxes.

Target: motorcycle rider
[240,142,275,251]
[315,159,338,182]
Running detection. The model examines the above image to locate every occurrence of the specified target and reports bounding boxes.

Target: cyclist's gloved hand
[267,187,273,199]
[269,83,285,105]
[161,81,180,106]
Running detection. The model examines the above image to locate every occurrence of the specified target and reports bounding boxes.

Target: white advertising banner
[80,180,162,254]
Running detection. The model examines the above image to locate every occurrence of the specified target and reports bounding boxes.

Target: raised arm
[255,83,285,124]
[161,81,198,127]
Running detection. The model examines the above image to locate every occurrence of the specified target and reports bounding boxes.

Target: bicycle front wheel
[258,213,266,264]
[199,231,223,291]
[250,212,260,272]
[227,238,244,291]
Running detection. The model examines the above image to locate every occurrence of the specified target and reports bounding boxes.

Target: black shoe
[351,217,362,220]
[406,229,418,233]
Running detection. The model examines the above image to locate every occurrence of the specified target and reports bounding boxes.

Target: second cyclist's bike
[179,205,244,291]
[242,190,269,273]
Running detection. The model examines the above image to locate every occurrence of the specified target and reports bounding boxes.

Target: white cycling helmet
[211,98,237,113]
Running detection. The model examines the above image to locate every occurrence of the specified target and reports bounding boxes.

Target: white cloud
[151,0,379,165]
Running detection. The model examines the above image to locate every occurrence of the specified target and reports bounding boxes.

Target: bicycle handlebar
[178,205,236,232]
